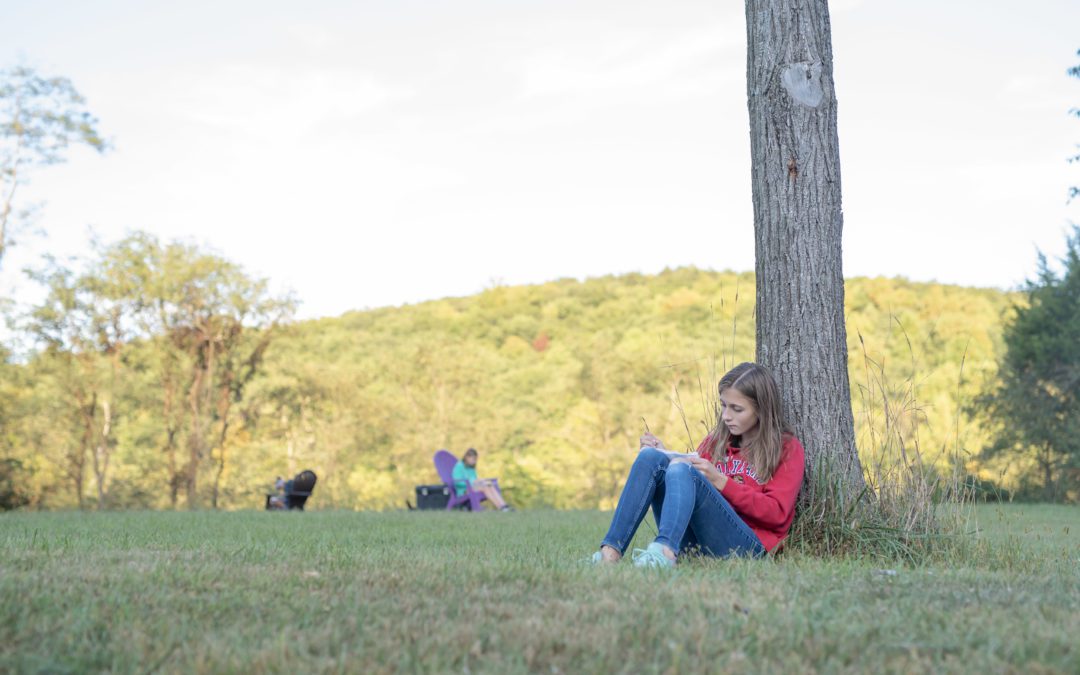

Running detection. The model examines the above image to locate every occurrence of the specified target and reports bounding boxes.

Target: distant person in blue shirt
[452,448,511,511]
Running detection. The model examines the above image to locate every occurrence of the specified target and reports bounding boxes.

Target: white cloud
[285,22,344,53]
[830,0,866,11]
[168,64,413,136]
[515,24,742,102]
[4,0,1080,320]
[997,74,1075,112]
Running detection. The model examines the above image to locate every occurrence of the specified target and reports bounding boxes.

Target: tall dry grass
[786,320,975,562]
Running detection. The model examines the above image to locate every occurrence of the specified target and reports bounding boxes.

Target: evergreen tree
[1069,49,1079,202]
[978,226,1080,501]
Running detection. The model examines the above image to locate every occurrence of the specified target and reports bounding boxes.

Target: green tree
[15,233,295,510]
[0,346,33,510]
[25,250,137,509]
[104,234,296,509]
[0,66,106,270]
[0,262,1013,511]
[977,226,1080,502]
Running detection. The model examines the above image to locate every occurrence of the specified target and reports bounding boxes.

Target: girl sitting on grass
[590,362,805,567]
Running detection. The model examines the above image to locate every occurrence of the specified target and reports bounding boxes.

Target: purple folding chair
[434,449,499,512]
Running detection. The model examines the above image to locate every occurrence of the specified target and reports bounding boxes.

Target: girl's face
[720,388,760,439]
[464,454,478,468]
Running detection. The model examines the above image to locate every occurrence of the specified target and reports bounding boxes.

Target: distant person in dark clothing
[267,476,292,510]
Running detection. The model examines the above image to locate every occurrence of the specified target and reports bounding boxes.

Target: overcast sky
[3,0,1078,319]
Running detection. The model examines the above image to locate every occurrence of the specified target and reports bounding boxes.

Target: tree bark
[1041,442,1055,501]
[92,398,112,510]
[162,370,180,509]
[745,0,865,497]
[185,350,205,510]
[210,373,232,510]
[73,386,97,510]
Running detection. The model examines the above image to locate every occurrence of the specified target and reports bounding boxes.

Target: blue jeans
[600,447,765,558]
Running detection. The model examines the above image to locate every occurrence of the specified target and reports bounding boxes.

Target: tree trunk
[92,398,112,510]
[68,443,86,510]
[1041,443,1055,501]
[745,0,865,498]
[158,346,183,509]
[165,426,179,509]
[163,392,180,509]
[186,357,205,509]
[210,376,233,510]
[75,388,97,510]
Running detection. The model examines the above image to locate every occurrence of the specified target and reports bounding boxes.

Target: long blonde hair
[706,362,792,483]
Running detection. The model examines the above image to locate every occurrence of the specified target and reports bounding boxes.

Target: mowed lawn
[1,504,1077,674]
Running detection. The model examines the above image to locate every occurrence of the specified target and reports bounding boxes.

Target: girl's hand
[640,432,666,450]
[674,455,729,491]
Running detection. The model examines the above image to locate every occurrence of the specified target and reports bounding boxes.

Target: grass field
[1,504,1077,674]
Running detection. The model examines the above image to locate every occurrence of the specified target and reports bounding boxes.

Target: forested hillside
[1,267,1016,510]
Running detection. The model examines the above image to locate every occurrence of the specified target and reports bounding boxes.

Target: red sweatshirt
[697,433,805,552]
